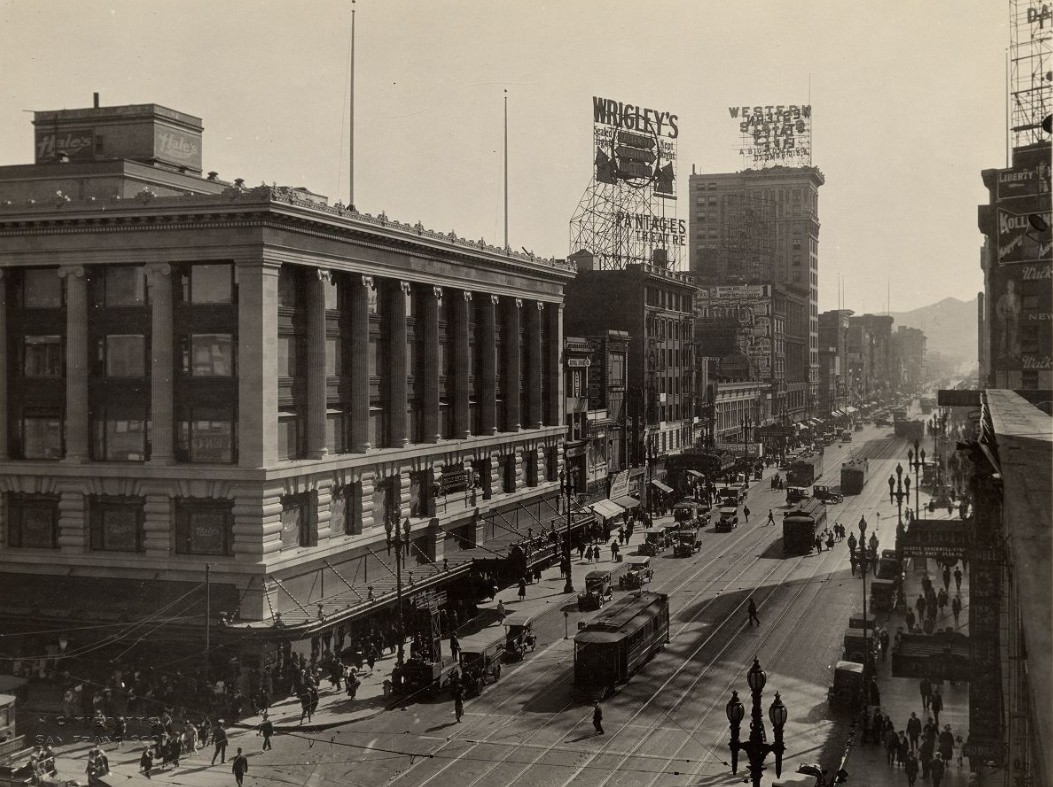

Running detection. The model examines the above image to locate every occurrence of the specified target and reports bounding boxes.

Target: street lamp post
[741,414,753,461]
[856,516,872,675]
[907,440,925,518]
[889,464,910,564]
[559,469,576,594]
[384,513,412,666]
[726,658,788,786]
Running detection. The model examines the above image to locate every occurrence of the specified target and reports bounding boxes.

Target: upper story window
[175,500,233,556]
[103,335,147,377]
[20,407,63,460]
[188,264,234,304]
[186,334,234,376]
[89,497,144,553]
[101,267,147,307]
[23,335,63,377]
[22,269,63,309]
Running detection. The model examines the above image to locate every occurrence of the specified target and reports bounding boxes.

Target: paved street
[30,419,974,787]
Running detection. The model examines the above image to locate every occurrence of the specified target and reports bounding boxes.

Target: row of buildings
[0,99,926,675]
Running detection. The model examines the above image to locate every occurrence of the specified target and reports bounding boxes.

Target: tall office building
[688,166,824,421]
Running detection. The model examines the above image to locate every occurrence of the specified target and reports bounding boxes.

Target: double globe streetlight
[726,658,788,786]
[384,513,413,667]
[907,440,925,518]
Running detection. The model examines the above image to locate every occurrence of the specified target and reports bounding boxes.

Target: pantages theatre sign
[893,467,1006,766]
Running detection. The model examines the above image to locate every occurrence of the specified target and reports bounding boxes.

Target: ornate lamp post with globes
[384,512,413,667]
[907,440,925,518]
[889,463,910,564]
[726,658,788,786]
[558,468,577,594]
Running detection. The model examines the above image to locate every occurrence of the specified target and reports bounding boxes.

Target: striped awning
[590,499,625,520]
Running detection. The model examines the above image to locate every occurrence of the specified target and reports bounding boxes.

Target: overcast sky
[0,0,1008,312]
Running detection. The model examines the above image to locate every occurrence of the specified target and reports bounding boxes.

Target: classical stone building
[0,102,573,668]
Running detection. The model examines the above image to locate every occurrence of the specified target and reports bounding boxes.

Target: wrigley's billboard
[593,96,678,198]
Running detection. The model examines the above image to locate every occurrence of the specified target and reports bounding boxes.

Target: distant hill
[889,296,978,362]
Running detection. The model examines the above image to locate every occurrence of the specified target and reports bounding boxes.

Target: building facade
[818,309,852,415]
[687,165,824,414]
[0,102,574,669]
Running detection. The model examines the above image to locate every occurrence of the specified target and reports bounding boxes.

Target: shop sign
[962,738,1005,764]
[609,470,630,499]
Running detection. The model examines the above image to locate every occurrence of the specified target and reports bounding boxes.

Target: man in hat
[232,746,249,786]
[592,701,604,735]
[211,720,228,765]
[259,711,274,751]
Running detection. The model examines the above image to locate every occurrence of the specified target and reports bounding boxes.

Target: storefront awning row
[612,495,640,510]
[590,499,625,519]
[651,480,674,495]
[685,469,705,478]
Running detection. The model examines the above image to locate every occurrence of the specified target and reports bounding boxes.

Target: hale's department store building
[0,101,574,669]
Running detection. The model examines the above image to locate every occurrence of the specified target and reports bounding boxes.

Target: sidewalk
[840,510,974,787]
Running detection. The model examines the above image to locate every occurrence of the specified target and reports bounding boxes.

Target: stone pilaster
[314,476,335,542]
[0,271,7,460]
[546,303,564,428]
[142,492,171,556]
[350,275,373,452]
[452,291,472,439]
[480,295,498,435]
[306,270,330,459]
[488,454,500,498]
[146,264,174,465]
[232,486,284,560]
[58,266,88,462]
[504,298,522,432]
[527,301,544,429]
[512,446,523,491]
[237,261,281,469]
[422,287,442,443]
[427,519,444,564]
[56,487,86,552]
[387,282,411,447]
[397,468,412,522]
[359,470,377,530]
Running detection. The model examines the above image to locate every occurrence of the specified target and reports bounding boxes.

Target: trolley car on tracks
[573,591,670,699]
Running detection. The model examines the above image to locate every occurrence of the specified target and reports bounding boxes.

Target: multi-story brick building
[0,101,574,670]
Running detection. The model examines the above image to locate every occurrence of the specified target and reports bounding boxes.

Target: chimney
[93,92,100,109]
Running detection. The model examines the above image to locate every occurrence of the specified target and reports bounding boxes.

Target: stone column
[359,470,377,530]
[427,519,444,564]
[0,272,7,460]
[145,264,174,465]
[422,286,442,443]
[479,295,498,435]
[388,282,411,447]
[350,275,373,452]
[452,291,472,439]
[306,270,330,459]
[237,260,281,469]
[546,303,564,428]
[504,298,522,432]
[142,491,171,556]
[526,301,544,429]
[58,266,88,462]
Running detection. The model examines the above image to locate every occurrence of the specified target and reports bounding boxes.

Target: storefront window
[90,498,144,552]
[23,335,62,377]
[5,494,59,548]
[175,501,233,556]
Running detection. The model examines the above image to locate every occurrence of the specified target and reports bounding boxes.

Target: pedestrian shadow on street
[425,721,460,733]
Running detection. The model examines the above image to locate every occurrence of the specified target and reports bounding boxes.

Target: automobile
[715,506,738,532]
[827,660,865,709]
[458,631,505,696]
[840,430,852,443]
[577,570,614,611]
[620,555,654,590]
[637,528,667,556]
[672,500,702,526]
[672,528,700,557]
[504,613,538,661]
[785,486,811,504]
[812,485,844,504]
[874,416,891,427]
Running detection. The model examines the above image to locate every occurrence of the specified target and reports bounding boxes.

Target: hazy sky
[0,0,1008,312]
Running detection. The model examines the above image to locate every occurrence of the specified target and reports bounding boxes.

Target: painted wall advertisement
[696,285,774,378]
[729,104,812,168]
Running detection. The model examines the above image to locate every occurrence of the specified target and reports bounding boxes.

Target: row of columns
[0,264,564,470]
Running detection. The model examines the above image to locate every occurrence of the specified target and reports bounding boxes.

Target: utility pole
[204,563,211,684]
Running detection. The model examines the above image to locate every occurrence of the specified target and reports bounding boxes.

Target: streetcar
[573,591,670,698]
[782,497,828,554]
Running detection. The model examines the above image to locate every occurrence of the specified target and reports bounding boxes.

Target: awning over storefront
[590,499,625,519]
[651,480,674,495]
[685,469,705,478]
[612,495,640,509]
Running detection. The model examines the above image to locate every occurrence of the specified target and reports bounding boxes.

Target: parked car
[577,570,614,611]
[785,486,811,504]
[827,660,865,709]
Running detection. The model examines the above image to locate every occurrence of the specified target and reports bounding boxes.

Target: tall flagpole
[503,89,509,249]
[349,0,356,209]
